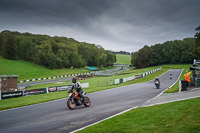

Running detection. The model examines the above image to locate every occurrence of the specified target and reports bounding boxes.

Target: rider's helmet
[72,77,77,83]
[155,77,158,79]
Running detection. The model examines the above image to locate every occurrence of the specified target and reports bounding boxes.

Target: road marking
[143,95,200,107]
[71,69,184,133]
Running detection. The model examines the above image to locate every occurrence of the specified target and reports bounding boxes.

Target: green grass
[116,54,131,65]
[26,66,166,92]
[0,65,166,111]
[0,58,89,81]
[0,64,190,111]
[77,97,200,133]
[0,91,68,110]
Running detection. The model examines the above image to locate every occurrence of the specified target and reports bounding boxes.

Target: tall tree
[193,26,200,59]
[3,32,18,60]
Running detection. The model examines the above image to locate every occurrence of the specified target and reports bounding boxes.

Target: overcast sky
[0,0,199,52]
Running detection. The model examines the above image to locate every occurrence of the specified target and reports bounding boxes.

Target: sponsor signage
[23,88,46,96]
[56,86,71,91]
[48,87,57,92]
[1,91,23,99]
[135,75,141,79]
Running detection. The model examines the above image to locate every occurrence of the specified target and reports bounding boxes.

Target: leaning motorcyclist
[69,77,86,102]
[154,77,160,85]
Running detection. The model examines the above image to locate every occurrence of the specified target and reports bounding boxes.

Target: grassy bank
[0,58,89,81]
[77,97,200,133]
[116,54,131,65]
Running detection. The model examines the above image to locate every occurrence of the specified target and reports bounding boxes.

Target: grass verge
[0,58,89,81]
[77,97,200,133]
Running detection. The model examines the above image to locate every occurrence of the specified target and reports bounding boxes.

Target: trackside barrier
[1,91,23,99]
[112,67,162,85]
[115,79,120,84]
[18,72,93,83]
[1,83,89,99]
[80,83,89,88]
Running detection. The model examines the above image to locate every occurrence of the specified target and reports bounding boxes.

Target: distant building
[0,75,18,93]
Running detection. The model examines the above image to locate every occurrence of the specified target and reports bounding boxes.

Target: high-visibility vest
[184,72,191,82]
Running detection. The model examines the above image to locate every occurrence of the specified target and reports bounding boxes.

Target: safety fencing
[0,83,89,100]
[96,67,162,87]
[18,72,93,83]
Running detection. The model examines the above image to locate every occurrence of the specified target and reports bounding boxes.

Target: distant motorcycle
[67,90,91,110]
[154,78,160,89]
[155,81,160,89]
[169,74,172,80]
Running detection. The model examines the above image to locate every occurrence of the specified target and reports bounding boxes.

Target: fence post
[46,87,49,94]
[0,90,1,100]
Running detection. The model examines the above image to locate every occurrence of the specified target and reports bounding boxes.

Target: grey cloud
[0,0,200,52]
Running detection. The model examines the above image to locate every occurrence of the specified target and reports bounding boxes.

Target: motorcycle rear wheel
[67,99,76,110]
[84,96,91,107]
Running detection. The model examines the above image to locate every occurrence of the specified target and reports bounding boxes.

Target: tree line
[131,37,197,68]
[114,51,130,55]
[0,30,116,69]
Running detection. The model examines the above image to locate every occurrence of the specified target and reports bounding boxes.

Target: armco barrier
[113,67,162,86]
[18,72,93,83]
[0,83,89,100]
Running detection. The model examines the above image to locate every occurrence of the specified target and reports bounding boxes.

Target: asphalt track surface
[0,69,182,133]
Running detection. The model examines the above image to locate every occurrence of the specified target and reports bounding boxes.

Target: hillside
[116,54,131,65]
[0,30,116,69]
[0,57,89,81]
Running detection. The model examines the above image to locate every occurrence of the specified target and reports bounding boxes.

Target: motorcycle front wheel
[67,99,76,110]
[84,96,91,107]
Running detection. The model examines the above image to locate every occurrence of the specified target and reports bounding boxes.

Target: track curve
[0,69,182,133]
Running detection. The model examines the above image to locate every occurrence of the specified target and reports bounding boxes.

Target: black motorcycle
[155,81,160,89]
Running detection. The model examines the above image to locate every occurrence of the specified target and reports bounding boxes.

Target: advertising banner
[48,87,57,92]
[1,91,23,99]
[23,88,46,96]
[123,78,127,82]
[115,79,120,84]
[135,75,141,79]
[80,83,89,88]
[56,86,71,91]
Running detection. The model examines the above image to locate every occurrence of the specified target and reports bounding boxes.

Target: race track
[0,69,182,133]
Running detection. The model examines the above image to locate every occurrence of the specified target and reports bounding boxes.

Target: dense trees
[0,30,116,69]
[115,51,130,55]
[193,26,200,59]
[131,38,196,68]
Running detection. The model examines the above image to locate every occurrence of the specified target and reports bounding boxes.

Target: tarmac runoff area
[142,87,200,107]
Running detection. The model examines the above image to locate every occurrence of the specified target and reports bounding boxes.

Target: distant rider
[154,77,160,85]
[169,73,172,79]
[69,77,86,102]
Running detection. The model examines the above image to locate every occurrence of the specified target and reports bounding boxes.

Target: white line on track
[71,69,184,132]
[70,106,139,133]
